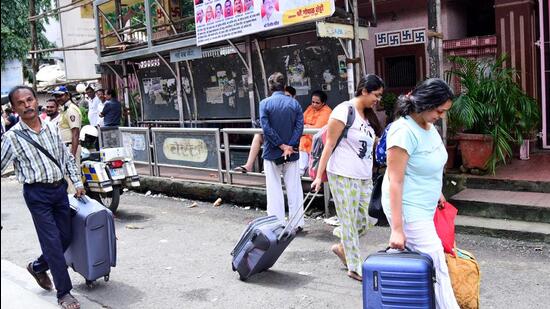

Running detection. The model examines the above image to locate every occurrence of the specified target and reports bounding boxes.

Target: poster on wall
[135,58,181,120]
[194,0,335,46]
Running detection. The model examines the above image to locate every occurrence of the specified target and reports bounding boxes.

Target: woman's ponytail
[397,94,415,117]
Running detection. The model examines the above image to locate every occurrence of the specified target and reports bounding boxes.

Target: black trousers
[23,180,73,299]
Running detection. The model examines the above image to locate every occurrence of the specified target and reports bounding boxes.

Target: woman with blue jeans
[382,78,459,308]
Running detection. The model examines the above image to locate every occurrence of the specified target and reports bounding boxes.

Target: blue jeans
[23,181,73,299]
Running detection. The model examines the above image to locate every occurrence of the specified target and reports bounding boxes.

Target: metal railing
[111,126,332,216]
[119,127,153,176]
[221,128,332,216]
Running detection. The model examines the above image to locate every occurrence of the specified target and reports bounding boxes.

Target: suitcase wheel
[104,275,110,282]
[238,274,248,282]
[85,280,94,288]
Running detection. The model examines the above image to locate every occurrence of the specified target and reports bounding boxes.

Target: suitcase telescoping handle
[277,191,318,241]
[69,195,90,212]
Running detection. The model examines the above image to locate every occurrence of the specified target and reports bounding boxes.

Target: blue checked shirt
[1,119,83,188]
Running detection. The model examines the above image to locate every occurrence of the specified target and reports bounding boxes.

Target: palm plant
[447,54,540,173]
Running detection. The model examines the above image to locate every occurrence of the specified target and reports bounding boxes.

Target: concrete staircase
[447,175,550,243]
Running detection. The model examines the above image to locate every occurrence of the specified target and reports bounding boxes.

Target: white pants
[264,160,304,228]
[397,219,460,309]
[298,151,309,176]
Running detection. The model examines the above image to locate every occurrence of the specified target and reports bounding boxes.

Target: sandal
[347,271,363,282]
[27,262,52,291]
[58,293,80,309]
[331,243,347,267]
[233,166,248,173]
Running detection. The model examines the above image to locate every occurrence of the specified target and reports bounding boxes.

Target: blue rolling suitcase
[65,195,117,287]
[231,192,317,281]
[363,247,436,309]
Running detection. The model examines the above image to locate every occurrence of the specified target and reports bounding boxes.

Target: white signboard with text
[194,0,335,46]
[59,0,100,80]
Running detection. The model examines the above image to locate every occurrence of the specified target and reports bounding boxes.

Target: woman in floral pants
[312,74,384,281]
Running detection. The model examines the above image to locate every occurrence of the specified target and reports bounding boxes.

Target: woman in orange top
[299,90,332,175]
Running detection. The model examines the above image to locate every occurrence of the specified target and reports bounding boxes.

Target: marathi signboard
[194,0,335,46]
[316,22,354,39]
[170,46,203,63]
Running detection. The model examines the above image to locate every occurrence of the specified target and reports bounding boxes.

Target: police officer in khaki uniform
[52,85,82,167]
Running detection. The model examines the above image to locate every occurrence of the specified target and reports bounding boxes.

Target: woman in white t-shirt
[383,78,459,308]
[312,74,384,281]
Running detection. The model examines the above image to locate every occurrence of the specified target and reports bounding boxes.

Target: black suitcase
[231,192,317,281]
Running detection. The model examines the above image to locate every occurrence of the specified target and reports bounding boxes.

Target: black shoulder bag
[368,167,389,226]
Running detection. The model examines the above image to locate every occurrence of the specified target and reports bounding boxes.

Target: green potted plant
[447,54,540,174]
[379,92,398,124]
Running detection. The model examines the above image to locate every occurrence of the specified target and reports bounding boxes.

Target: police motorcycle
[79,125,140,212]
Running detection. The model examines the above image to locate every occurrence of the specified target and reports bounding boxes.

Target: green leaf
[1,0,55,69]
[446,54,540,174]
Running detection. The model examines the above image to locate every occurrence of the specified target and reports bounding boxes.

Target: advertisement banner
[59,0,100,80]
[194,0,335,46]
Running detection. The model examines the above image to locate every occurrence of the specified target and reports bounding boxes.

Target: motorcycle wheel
[89,187,121,213]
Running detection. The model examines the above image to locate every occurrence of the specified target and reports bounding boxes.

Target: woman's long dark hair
[397,78,454,117]
[355,74,384,136]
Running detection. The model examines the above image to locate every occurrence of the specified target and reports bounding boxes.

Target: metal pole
[122,60,131,126]
[131,63,145,123]
[539,0,548,148]
[175,63,185,127]
[185,60,198,124]
[427,0,441,78]
[427,0,446,143]
[253,39,268,98]
[345,0,355,98]
[144,0,153,48]
[94,2,102,60]
[223,131,232,184]
[29,0,38,91]
[352,0,362,78]
[246,37,256,122]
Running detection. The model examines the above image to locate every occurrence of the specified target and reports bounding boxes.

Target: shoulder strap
[342,104,355,138]
[13,130,64,174]
[333,103,355,150]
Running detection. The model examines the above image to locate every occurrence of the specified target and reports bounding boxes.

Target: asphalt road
[1,178,549,308]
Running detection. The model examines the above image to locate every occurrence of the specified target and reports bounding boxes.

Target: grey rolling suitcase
[65,195,117,287]
[231,192,317,281]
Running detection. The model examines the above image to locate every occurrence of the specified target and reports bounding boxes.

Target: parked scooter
[79,125,140,213]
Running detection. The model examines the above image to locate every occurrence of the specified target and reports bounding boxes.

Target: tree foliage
[1,0,55,69]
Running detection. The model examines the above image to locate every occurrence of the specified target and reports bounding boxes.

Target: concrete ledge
[445,173,550,193]
[456,216,550,243]
[135,176,267,206]
[135,176,327,210]
[451,189,550,223]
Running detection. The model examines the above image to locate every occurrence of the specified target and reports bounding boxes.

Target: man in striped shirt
[1,86,84,309]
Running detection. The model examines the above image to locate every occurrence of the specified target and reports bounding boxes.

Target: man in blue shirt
[260,72,305,230]
[100,89,122,127]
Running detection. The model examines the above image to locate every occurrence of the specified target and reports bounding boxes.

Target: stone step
[455,215,550,243]
[450,188,550,223]
[446,174,550,193]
